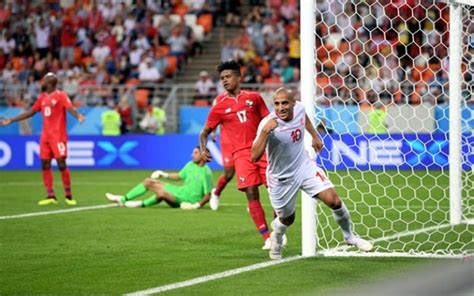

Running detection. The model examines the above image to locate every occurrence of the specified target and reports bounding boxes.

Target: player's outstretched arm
[151,170,181,180]
[305,114,323,152]
[251,118,277,162]
[181,193,210,210]
[199,126,213,162]
[199,193,211,208]
[166,172,181,180]
[67,107,85,123]
[1,109,37,126]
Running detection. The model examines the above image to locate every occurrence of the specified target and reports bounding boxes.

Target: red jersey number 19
[57,142,66,156]
[236,110,247,123]
[44,106,51,117]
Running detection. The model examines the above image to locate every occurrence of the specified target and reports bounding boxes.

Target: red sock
[42,168,55,197]
[60,168,72,197]
[248,200,270,240]
[214,175,229,196]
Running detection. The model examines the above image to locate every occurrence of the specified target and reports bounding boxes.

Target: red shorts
[221,142,234,168]
[234,151,267,190]
[40,138,68,160]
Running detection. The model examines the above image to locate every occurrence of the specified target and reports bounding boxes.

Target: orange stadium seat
[193,99,209,106]
[393,89,403,104]
[81,56,94,67]
[14,100,28,107]
[197,14,213,33]
[165,56,178,76]
[174,4,189,16]
[73,46,83,65]
[158,45,170,55]
[126,78,140,86]
[135,89,149,109]
[259,61,270,78]
[11,57,23,71]
[422,66,436,82]
[73,100,84,107]
[411,66,423,81]
[410,84,425,105]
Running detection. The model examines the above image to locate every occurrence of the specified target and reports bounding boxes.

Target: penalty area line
[0,204,117,220]
[124,256,304,295]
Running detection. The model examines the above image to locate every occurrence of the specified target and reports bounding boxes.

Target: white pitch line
[328,219,474,253]
[0,181,132,186]
[124,256,304,296]
[0,204,117,220]
[0,202,461,221]
[218,203,451,210]
[125,219,474,295]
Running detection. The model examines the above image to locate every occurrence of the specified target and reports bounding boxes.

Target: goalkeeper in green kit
[105,146,214,210]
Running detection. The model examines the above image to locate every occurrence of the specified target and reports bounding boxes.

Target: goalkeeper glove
[180,202,201,210]
[151,170,169,179]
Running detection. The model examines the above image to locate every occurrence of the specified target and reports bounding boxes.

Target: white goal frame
[300,0,472,258]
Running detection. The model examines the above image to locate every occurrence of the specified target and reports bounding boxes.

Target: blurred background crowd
[0,0,472,134]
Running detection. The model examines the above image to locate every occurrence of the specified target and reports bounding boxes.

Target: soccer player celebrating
[1,72,85,205]
[251,87,373,260]
[105,146,213,209]
[200,60,273,249]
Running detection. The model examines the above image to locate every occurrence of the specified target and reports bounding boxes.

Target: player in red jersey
[200,60,273,249]
[1,73,85,205]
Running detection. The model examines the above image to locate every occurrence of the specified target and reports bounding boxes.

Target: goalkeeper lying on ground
[105,146,214,210]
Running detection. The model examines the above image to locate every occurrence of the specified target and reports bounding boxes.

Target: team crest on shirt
[51,99,57,106]
[239,176,246,183]
[245,100,253,106]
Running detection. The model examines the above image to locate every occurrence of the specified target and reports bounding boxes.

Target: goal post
[448,0,463,225]
[300,0,473,258]
[300,0,317,257]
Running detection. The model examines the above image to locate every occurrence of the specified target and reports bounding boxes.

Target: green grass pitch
[0,170,471,294]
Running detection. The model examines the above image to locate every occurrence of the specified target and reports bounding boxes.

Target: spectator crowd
[0,0,472,135]
[218,0,472,106]
[0,0,235,107]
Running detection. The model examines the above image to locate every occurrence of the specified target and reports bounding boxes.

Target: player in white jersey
[251,87,373,260]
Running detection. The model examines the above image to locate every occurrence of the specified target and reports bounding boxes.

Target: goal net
[306,0,473,258]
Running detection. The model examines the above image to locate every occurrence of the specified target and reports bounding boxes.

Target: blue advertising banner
[0,134,472,170]
[0,135,225,170]
[0,107,107,135]
[316,133,473,170]
[179,106,211,134]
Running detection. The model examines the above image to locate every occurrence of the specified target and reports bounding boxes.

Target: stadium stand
[0,0,471,134]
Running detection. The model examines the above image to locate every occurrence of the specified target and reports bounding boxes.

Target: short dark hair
[216,60,241,76]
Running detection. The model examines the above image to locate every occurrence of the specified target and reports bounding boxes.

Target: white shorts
[268,162,334,218]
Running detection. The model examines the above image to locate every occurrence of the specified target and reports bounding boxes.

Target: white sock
[332,202,353,240]
[271,217,288,236]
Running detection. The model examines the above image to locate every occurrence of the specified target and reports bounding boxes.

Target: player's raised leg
[38,159,58,205]
[317,188,373,251]
[125,180,178,208]
[106,179,151,206]
[210,165,234,210]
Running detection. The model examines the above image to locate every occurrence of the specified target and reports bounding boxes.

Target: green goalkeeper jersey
[165,161,214,203]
